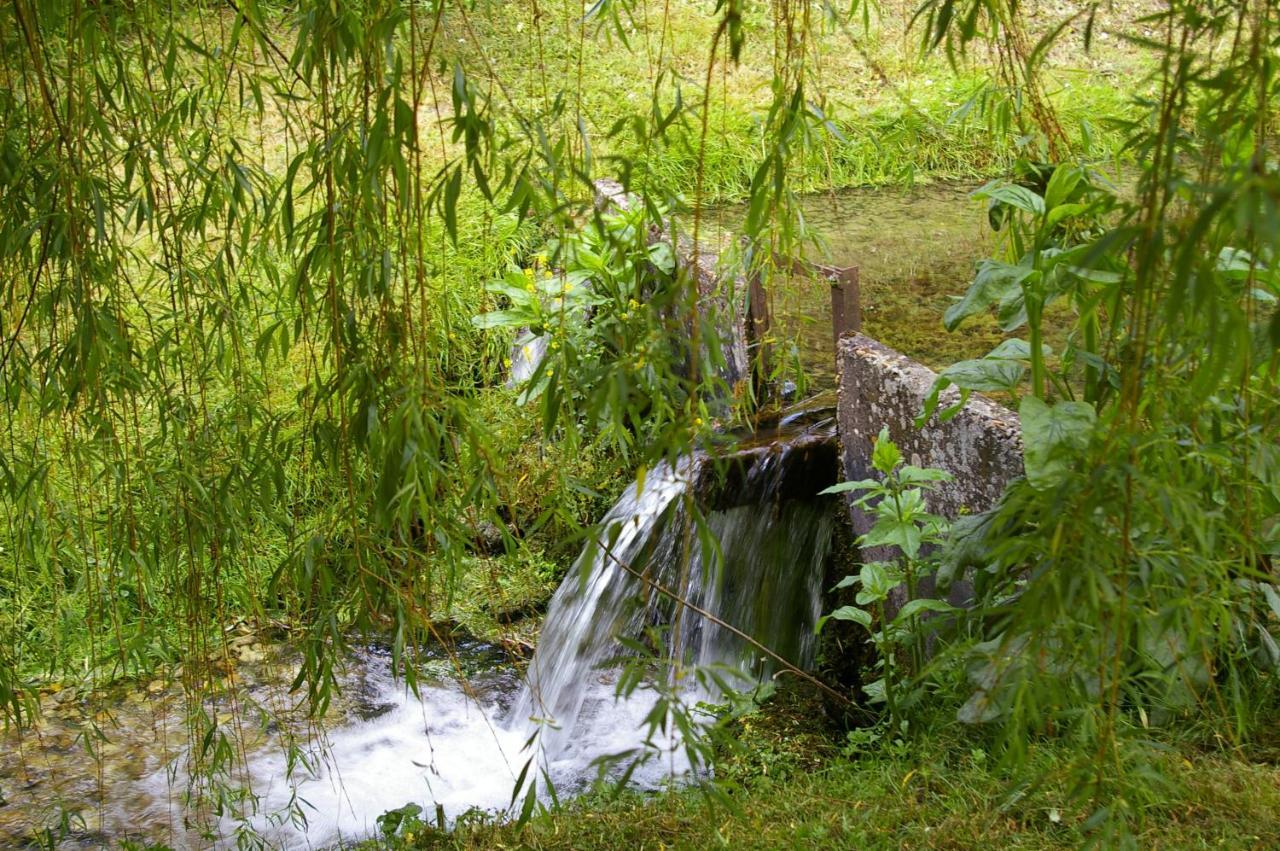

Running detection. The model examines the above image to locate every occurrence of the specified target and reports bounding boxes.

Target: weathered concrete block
[837,333,1022,529]
[836,334,1023,611]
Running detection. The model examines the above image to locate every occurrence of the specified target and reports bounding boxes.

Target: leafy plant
[922,1,1280,842]
[472,202,690,457]
[819,428,955,729]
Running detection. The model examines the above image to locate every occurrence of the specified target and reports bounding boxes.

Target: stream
[0,182,991,849]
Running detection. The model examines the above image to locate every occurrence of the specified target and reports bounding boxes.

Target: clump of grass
[446,0,1146,204]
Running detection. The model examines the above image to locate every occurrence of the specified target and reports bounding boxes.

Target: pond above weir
[693,181,999,386]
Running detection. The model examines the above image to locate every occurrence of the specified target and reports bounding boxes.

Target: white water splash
[100,435,833,850]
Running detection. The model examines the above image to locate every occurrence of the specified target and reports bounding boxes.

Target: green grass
[441,0,1150,203]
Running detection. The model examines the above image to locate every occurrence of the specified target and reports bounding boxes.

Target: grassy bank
[364,686,1280,850]
[443,0,1149,201]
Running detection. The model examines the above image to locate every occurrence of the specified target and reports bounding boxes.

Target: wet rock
[353,700,397,721]
[472,520,506,555]
[235,644,265,664]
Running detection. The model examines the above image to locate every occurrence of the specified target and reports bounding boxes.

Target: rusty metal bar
[746,268,772,392]
[830,265,861,348]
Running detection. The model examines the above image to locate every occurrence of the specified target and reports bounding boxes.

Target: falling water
[239,417,836,847]
[2,419,836,849]
[510,447,835,770]
[506,331,550,388]
[236,431,835,847]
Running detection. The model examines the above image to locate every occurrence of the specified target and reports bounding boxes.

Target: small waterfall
[92,418,838,849]
[509,418,836,781]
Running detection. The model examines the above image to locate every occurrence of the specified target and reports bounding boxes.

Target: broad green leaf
[973,180,1046,215]
[995,288,1030,332]
[1043,165,1082,210]
[863,515,923,560]
[895,597,959,622]
[471,309,532,329]
[938,357,1025,393]
[1019,396,1096,490]
[1045,202,1090,230]
[1066,265,1124,285]
[854,561,899,605]
[871,427,901,474]
[486,277,538,305]
[862,678,887,704]
[823,605,873,631]
[820,477,879,495]
[984,338,1051,361]
[647,242,675,274]
[943,260,1033,331]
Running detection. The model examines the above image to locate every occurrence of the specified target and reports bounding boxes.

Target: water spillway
[510,412,837,777]
[243,410,839,846]
[0,412,838,849]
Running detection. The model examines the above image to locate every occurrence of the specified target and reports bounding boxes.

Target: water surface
[697,181,1000,385]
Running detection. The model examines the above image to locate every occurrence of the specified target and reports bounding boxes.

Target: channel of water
[0,181,992,849]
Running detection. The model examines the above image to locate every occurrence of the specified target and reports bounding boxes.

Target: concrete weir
[590,181,1025,548]
[835,333,1024,603]
[836,333,1023,524]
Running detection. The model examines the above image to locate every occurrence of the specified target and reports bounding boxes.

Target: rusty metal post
[830,266,861,349]
[746,268,772,395]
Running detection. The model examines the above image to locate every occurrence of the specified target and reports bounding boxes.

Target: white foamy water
[238,674,525,848]
[7,424,835,850]
[233,466,706,848]
[118,647,698,850]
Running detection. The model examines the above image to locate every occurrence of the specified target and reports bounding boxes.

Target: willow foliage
[909,0,1280,841]
[1,0,1277,843]
[0,0,838,735]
